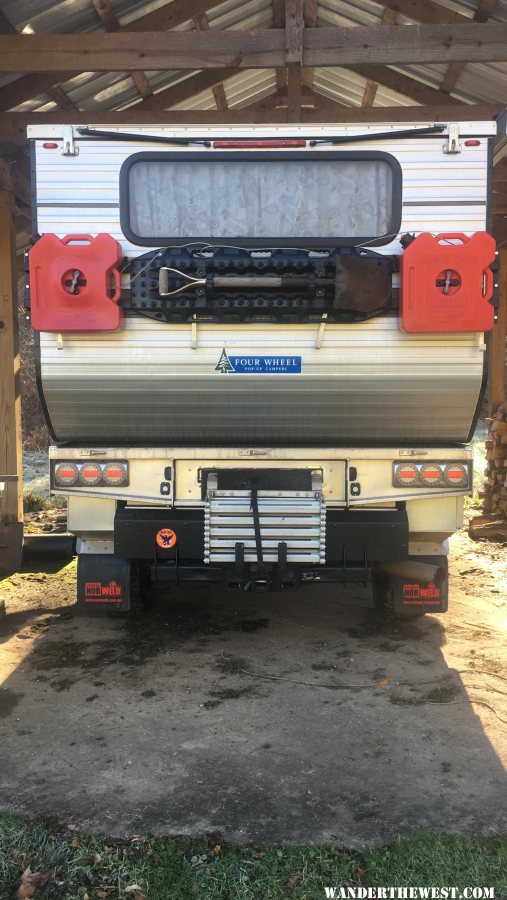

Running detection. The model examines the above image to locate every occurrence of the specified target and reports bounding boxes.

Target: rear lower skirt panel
[39,316,484,445]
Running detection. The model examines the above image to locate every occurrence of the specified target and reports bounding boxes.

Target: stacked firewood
[482,400,507,517]
[470,400,507,539]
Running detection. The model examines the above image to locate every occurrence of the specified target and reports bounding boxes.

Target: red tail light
[79,463,102,486]
[393,461,469,490]
[420,464,443,486]
[52,460,129,489]
[394,463,420,486]
[443,463,468,487]
[102,463,128,486]
[54,462,79,486]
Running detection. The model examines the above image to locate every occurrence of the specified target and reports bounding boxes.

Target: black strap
[250,489,263,563]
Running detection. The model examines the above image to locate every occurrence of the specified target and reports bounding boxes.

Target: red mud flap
[77,554,131,613]
[373,555,449,617]
[393,555,448,616]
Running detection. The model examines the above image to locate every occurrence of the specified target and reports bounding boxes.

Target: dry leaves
[16,867,50,899]
[287,871,301,887]
[70,838,79,849]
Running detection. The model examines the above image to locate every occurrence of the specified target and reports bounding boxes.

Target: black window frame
[119,149,403,249]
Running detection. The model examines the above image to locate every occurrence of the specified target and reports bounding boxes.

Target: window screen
[120,150,402,247]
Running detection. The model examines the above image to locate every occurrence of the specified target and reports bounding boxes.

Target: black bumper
[114,505,408,589]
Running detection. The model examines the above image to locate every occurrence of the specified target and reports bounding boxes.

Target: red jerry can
[29,233,123,332]
[400,232,496,333]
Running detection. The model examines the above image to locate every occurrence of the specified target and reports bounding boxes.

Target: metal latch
[61,126,79,157]
[443,123,461,155]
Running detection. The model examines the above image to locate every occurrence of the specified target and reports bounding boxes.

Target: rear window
[120,150,402,248]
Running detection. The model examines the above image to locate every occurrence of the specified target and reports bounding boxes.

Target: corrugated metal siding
[33,126,491,444]
[1,0,106,34]
[455,63,507,105]
[313,68,419,108]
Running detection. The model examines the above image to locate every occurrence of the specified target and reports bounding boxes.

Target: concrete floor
[0,531,506,846]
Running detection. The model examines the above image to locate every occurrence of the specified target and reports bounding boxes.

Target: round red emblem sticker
[156,528,177,549]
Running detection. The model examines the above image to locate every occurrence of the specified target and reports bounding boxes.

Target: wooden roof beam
[193,13,228,111]
[349,63,467,105]
[302,0,318,89]
[91,0,153,100]
[286,0,304,122]
[0,0,230,111]
[246,88,346,113]
[440,1,499,96]
[0,9,77,110]
[273,0,321,95]
[132,68,241,113]
[361,9,398,108]
[274,86,347,110]
[272,0,286,91]
[370,0,471,26]
[372,0,499,97]
[1,24,507,71]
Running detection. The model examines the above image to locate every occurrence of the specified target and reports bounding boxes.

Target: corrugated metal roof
[0,0,505,115]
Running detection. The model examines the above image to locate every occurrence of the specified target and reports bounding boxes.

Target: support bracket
[443,123,461,154]
[61,125,79,157]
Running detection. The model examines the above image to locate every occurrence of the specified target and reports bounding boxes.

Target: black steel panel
[200,467,314,498]
[326,508,408,563]
[114,506,204,559]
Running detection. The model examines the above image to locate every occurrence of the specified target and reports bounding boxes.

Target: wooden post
[286,0,304,123]
[489,245,507,412]
[0,157,23,577]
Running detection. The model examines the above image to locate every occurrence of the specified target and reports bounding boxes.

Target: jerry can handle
[482,266,494,298]
[435,233,469,244]
[109,265,122,303]
[61,234,94,244]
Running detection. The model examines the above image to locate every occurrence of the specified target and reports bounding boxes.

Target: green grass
[22,491,51,513]
[0,813,506,900]
[22,491,67,513]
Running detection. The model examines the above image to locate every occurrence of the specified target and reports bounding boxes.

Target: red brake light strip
[212,140,306,148]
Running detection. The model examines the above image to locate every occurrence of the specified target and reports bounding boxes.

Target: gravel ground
[0,528,505,846]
